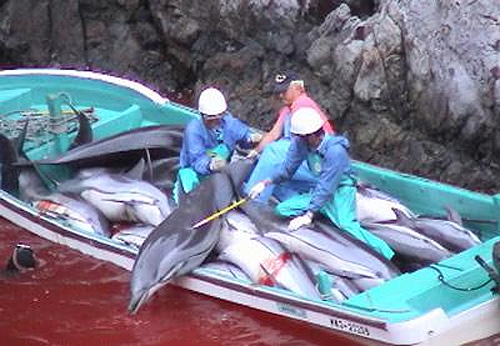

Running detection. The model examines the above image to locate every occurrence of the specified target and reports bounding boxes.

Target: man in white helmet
[248,107,394,259]
[244,70,334,203]
[174,87,261,203]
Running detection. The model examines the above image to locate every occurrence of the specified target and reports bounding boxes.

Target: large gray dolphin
[240,201,400,290]
[218,236,321,300]
[111,224,155,250]
[394,207,481,253]
[57,172,172,226]
[215,209,262,254]
[200,260,251,282]
[266,227,388,284]
[362,219,453,265]
[33,192,110,237]
[356,181,416,223]
[13,125,184,170]
[128,159,256,314]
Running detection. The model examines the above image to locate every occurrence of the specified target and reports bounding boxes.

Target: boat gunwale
[0,68,170,106]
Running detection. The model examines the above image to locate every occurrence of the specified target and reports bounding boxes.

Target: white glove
[248,179,271,199]
[249,132,263,143]
[246,149,259,159]
[209,157,227,172]
[288,211,313,231]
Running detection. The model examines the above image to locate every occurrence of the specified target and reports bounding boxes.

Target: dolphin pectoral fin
[126,158,146,181]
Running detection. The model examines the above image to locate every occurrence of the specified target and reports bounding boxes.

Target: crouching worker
[174,87,261,203]
[248,107,394,259]
[244,71,334,203]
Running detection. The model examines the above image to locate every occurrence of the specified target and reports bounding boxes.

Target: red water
[0,218,365,346]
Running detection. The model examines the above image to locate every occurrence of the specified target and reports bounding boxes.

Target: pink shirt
[276,93,334,134]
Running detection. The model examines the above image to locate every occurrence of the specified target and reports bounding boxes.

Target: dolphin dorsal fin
[68,104,93,149]
[14,120,29,158]
[392,207,414,226]
[126,158,146,180]
[443,205,463,226]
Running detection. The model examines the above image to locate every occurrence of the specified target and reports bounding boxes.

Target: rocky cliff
[0,0,498,193]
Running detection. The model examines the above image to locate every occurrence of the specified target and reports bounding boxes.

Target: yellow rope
[192,197,249,229]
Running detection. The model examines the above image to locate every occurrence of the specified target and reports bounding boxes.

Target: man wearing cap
[174,87,261,203]
[248,107,394,260]
[244,71,334,203]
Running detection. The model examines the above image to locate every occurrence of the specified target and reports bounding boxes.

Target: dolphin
[216,209,262,254]
[266,227,388,284]
[141,156,180,191]
[57,173,172,226]
[127,160,252,314]
[0,128,54,196]
[356,181,417,223]
[16,125,184,169]
[111,224,155,249]
[240,201,400,291]
[399,207,482,253]
[305,260,361,302]
[33,192,110,237]
[362,219,453,265]
[18,169,51,202]
[218,236,321,300]
[200,260,251,282]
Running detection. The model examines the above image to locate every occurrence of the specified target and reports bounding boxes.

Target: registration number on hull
[330,318,370,337]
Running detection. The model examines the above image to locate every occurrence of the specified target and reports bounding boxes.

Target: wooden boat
[0,68,498,345]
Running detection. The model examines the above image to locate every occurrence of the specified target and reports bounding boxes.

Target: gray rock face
[0,0,498,193]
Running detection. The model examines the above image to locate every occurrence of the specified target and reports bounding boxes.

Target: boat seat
[0,88,32,115]
[92,104,143,139]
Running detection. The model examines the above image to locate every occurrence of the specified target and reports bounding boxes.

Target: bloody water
[0,218,367,346]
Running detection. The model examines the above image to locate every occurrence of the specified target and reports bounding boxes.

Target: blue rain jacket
[179,113,252,176]
[271,134,352,212]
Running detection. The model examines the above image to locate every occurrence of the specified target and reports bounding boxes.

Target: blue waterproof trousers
[274,175,395,260]
[244,139,317,203]
[173,143,230,204]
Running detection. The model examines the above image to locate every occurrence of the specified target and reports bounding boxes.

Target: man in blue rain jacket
[244,71,334,203]
[174,87,261,202]
[248,107,394,259]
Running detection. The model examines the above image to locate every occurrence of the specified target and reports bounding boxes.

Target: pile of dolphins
[0,112,482,315]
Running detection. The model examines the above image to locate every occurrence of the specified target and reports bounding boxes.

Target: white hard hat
[198,87,228,116]
[290,107,325,135]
